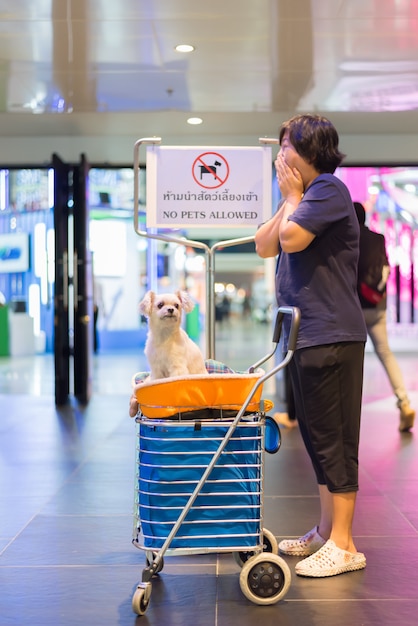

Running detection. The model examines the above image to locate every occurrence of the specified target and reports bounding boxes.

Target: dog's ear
[177,290,195,313]
[139,291,154,317]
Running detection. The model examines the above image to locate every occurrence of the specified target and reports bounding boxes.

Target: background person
[354,201,415,432]
[255,113,367,578]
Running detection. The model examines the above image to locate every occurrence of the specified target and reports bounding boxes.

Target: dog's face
[139,290,194,328]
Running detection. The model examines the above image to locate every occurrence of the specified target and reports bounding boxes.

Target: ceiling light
[175,44,195,53]
[187,117,203,125]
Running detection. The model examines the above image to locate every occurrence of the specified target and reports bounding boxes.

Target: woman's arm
[255,201,286,258]
[255,154,314,257]
[279,209,316,253]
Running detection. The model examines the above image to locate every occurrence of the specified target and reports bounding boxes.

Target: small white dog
[139,290,207,380]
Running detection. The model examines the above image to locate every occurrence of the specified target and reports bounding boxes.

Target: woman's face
[279,131,302,169]
[278,130,319,189]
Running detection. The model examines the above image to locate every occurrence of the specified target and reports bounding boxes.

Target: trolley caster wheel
[132,582,152,615]
[146,551,164,575]
[233,527,278,568]
[239,553,291,605]
[261,528,278,554]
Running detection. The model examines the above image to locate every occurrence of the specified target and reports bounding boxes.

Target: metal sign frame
[133,137,278,359]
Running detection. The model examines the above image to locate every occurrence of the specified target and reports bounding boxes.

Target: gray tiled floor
[0,319,417,625]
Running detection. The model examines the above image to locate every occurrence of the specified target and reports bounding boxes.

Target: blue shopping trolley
[130,306,300,615]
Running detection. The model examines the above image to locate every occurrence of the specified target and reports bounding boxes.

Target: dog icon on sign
[199,160,222,180]
[192,152,230,189]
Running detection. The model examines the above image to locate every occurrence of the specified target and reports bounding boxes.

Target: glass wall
[0,164,197,354]
[88,167,144,350]
[3,161,414,356]
[0,168,54,353]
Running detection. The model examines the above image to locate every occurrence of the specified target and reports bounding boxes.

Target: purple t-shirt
[276,173,367,350]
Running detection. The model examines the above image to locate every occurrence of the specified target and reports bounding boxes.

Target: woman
[255,114,367,577]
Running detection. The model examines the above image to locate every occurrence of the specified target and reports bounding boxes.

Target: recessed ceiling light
[187,117,203,125]
[175,44,195,53]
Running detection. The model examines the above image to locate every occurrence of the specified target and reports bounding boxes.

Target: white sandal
[278,526,326,556]
[295,539,366,577]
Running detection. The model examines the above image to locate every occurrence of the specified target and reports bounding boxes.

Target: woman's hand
[275,153,304,201]
[274,153,315,253]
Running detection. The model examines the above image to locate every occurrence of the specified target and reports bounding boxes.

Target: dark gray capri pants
[288,341,365,493]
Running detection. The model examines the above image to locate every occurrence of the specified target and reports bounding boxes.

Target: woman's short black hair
[279,114,346,174]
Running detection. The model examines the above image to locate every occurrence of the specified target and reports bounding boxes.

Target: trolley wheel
[239,553,291,605]
[132,582,152,615]
[233,527,278,568]
[261,528,278,554]
[145,551,164,575]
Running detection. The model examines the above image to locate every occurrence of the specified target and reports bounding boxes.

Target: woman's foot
[398,400,415,432]
[278,526,326,556]
[295,539,366,577]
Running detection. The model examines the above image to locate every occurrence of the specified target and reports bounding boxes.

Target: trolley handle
[248,305,300,373]
[272,306,301,351]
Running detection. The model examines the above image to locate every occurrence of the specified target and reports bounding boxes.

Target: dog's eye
[174,303,179,309]
[157,302,164,309]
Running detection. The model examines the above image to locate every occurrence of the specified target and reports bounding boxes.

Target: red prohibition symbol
[192,151,230,189]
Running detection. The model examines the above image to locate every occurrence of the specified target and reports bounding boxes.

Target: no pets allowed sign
[145,145,272,228]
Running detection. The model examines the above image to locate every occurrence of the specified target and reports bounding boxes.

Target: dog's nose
[167,307,174,314]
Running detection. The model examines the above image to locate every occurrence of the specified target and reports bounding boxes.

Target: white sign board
[145,145,272,228]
